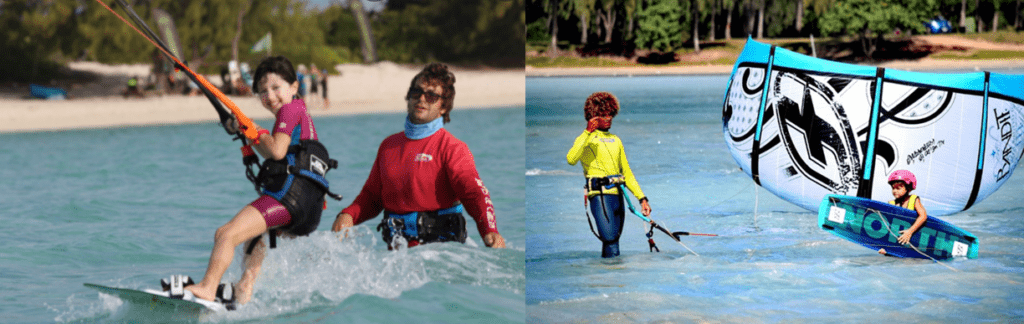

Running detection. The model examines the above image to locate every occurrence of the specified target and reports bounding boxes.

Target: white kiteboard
[84,282,231,313]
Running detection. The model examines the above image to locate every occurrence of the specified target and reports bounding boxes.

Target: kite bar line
[616,184,715,257]
[96,0,261,143]
[649,219,700,257]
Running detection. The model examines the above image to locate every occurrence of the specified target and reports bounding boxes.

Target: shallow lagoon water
[525,75,1024,322]
[1,106,524,323]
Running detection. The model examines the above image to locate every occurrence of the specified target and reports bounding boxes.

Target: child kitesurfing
[91,0,341,306]
[878,170,929,256]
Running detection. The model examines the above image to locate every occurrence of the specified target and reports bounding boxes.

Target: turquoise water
[526,75,1024,322]
[1,106,524,323]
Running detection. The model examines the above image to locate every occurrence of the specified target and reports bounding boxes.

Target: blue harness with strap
[379,204,467,246]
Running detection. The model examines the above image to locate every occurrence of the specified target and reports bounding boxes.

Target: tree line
[1,0,524,83]
[528,0,1024,58]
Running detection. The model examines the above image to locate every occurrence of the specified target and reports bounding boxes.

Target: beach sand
[0,62,525,133]
[6,52,1022,133]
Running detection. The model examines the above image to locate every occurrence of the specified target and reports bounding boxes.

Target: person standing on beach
[309,63,319,107]
[124,75,143,98]
[567,92,651,258]
[321,68,329,109]
[185,56,338,304]
[296,64,308,100]
[330,63,505,250]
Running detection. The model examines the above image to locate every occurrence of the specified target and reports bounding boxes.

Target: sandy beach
[7,35,1024,133]
[0,62,525,133]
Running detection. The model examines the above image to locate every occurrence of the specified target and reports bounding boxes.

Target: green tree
[989,0,1004,31]
[570,0,596,44]
[547,0,562,54]
[373,0,525,67]
[819,0,935,58]
[795,0,804,34]
[756,0,764,38]
[323,0,377,63]
[691,0,705,51]
[624,0,638,40]
[634,0,683,51]
[0,0,84,82]
[373,3,431,63]
[321,4,364,63]
[764,0,798,37]
[1015,0,1022,30]
[231,0,254,63]
[596,0,618,43]
[74,1,143,63]
[176,0,248,66]
[723,0,736,39]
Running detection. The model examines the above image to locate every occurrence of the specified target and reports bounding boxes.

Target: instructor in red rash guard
[331,63,505,249]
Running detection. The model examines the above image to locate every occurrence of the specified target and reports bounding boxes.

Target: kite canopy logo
[722,38,1024,216]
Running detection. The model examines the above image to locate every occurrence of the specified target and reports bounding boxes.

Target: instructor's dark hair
[252,56,297,93]
[407,63,456,123]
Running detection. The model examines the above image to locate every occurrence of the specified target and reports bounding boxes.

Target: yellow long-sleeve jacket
[566,130,645,199]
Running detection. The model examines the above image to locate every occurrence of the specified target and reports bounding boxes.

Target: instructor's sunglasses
[407,88,444,104]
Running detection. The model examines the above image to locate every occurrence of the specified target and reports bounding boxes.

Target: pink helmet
[887,170,917,190]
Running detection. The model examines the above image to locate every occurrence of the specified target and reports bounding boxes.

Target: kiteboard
[818,194,979,259]
[84,282,231,313]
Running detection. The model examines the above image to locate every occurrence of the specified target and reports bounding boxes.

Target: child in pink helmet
[878,170,929,256]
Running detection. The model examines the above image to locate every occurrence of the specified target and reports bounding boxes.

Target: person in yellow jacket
[566,91,651,258]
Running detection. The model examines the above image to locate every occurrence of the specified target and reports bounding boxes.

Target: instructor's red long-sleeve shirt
[341,129,499,238]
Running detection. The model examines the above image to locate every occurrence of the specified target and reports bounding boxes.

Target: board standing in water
[186,56,337,304]
[330,63,505,249]
[878,170,928,256]
[566,92,651,258]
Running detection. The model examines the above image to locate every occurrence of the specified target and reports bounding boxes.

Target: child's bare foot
[185,283,217,302]
[878,248,887,256]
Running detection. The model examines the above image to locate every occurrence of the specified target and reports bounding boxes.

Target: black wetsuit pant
[589,193,625,258]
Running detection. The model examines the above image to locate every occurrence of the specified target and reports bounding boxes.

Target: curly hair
[252,56,297,93]
[584,91,619,121]
[407,63,456,123]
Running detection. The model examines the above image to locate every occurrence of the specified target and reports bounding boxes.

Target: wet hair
[252,56,297,93]
[407,63,456,123]
[584,92,619,121]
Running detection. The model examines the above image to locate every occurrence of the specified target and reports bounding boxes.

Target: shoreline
[526,58,1024,77]
[0,64,525,134]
